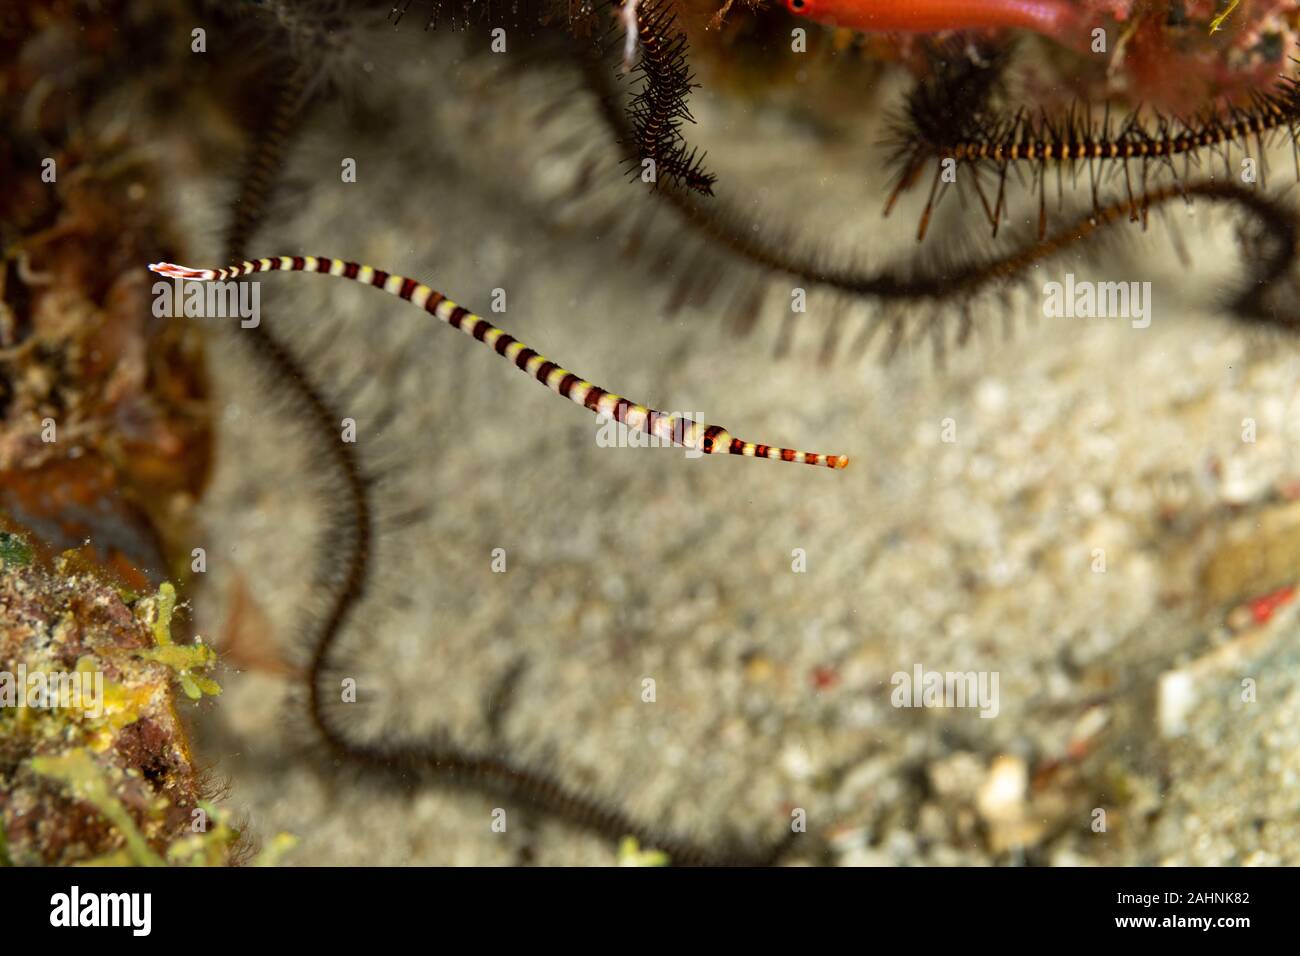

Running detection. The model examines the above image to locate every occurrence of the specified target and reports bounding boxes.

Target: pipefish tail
[148,257,850,470]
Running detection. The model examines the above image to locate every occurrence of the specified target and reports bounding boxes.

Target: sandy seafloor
[170,26,1300,865]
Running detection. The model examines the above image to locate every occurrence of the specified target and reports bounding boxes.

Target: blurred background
[4,0,1300,865]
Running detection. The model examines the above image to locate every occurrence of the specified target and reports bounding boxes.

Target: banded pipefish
[149,256,850,469]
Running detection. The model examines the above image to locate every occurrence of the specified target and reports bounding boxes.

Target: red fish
[784,0,1085,48]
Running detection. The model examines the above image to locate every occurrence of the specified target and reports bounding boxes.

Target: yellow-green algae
[134,582,222,701]
[29,748,165,867]
[0,550,255,865]
[617,837,669,867]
